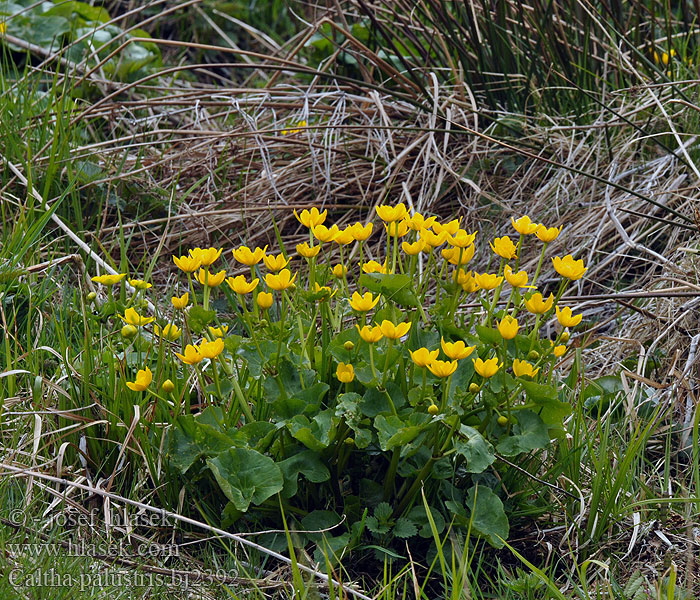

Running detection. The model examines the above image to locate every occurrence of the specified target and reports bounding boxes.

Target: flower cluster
[86,203,587,552]
[90,206,585,407]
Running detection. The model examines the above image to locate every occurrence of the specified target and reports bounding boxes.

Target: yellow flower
[121,324,137,339]
[511,216,538,235]
[441,245,475,266]
[524,292,554,314]
[536,224,563,243]
[384,220,410,238]
[196,269,226,287]
[379,319,412,340]
[171,292,189,309]
[257,291,273,309]
[296,242,320,259]
[454,269,479,293]
[120,307,155,327]
[263,253,290,272]
[512,359,539,378]
[497,315,519,340]
[473,356,502,378]
[447,229,477,248]
[128,278,151,290]
[427,359,458,378]
[334,227,355,245]
[126,367,152,391]
[91,273,126,286]
[282,120,307,135]
[232,245,267,266]
[556,306,582,328]
[473,272,503,290]
[402,239,426,255]
[349,291,381,312]
[362,260,387,274]
[265,269,297,291]
[332,264,347,278]
[153,323,181,341]
[419,228,448,248]
[199,338,224,359]
[405,213,436,231]
[351,222,373,241]
[294,207,327,228]
[173,254,201,273]
[504,265,528,288]
[336,362,355,383]
[356,324,383,343]
[209,325,229,338]
[410,347,439,368]
[312,224,340,244]
[490,236,517,260]
[190,247,222,267]
[376,203,408,223]
[441,337,475,360]
[432,218,461,236]
[553,344,567,358]
[552,255,587,280]
[313,282,336,301]
[175,344,203,365]
[0,22,6,35]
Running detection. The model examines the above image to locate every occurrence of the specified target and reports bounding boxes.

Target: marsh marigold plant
[92,208,585,559]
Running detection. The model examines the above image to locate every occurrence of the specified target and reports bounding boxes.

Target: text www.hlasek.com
[7,539,180,558]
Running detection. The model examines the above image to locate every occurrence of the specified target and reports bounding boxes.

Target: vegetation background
[0,0,699,598]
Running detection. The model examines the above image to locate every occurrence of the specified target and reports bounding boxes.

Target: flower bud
[560,331,570,343]
[344,437,354,445]
[162,379,175,393]
[468,383,480,393]
[527,350,540,361]
[343,341,355,351]
[428,404,439,416]
[87,291,97,302]
[497,415,509,427]
[121,324,137,339]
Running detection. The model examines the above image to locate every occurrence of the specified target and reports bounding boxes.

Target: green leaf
[392,517,418,538]
[279,450,330,498]
[301,510,343,541]
[407,505,445,538]
[238,421,277,452]
[288,409,335,452]
[167,415,240,473]
[454,425,495,473]
[46,1,110,22]
[496,410,549,456]
[374,413,430,451]
[474,325,502,345]
[521,380,558,402]
[361,383,405,417]
[374,502,392,522]
[365,516,389,535]
[188,305,216,332]
[358,273,419,307]
[466,485,509,548]
[206,448,283,512]
[9,14,70,49]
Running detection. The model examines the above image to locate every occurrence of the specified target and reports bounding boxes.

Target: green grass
[1,0,699,598]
